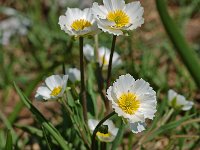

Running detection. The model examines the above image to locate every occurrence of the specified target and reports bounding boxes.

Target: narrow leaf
[14,82,71,150]
[5,130,12,150]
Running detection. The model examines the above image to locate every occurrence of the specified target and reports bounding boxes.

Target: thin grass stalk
[79,37,87,121]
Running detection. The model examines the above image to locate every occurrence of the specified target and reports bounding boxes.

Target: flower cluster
[58,0,144,37]
[34,0,194,147]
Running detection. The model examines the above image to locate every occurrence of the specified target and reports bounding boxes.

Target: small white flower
[0,17,30,45]
[92,0,144,35]
[58,8,98,37]
[83,44,122,68]
[83,44,94,61]
[106,74,157,133]
[66,68,81,83]
[88,119,118,142]
[168,89,194,111]
[98,46,122,68]
[35,75,68,100]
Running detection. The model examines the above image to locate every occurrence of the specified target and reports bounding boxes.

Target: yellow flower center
[118,93,140,115]
[71,19,92,31]
[100,55,108,65]
[96,132,111,138]
[50,86,62,96]
[107,10,129,28]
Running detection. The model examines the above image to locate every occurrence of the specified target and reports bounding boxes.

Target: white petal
[182,101,194,111]
[168,89,177,103]
[45,75,61,90]
[130,79,155,96]
[83,8,93,22]
[124,1,144,22]
[67,68,80,82]
[55,75,69,98]
[58,16,67,29]
[127,18,144,30]
[92,2,108,19]
[35,86,51,100]
[83,44,94,61]
[130,121,146,133]
[97,19,123,35]
[176,95,187,106]
[103,0,125,11]
[113,74,136,98]
[128,111,145,123]
[88,119,99,132]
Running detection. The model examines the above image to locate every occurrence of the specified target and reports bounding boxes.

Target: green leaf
[111,120,125,150]
[14,82,71,150]
[14,124,43,138]
[156,0,200,87]
[66,90,75,107]
[41,126,52,150]
[5,130,12,150]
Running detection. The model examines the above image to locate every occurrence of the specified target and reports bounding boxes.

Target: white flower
[83,44,122,68]
[88,119,118,142]
[0,17,30,45]
[168,89,194,111]
[98,46,122,68]
[35,75,68,100]
[92,0,144,35]
[106,74,157,133]
[66,68,81,83]
[83,44,94,61]
[58,8,98,37]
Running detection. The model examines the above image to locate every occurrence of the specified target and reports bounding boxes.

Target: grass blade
[156,0,200,87]
[5,130,13,150]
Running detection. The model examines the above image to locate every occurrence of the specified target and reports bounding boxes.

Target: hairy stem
[79,37,87,121]
[91,111,116,150]
[105,35,117,114]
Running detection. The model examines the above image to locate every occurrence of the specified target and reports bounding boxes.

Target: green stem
[79,37,87,121]
[105,35,117,114]
[160,108,174,126]
[156,0,200,87]
[91,111,116,150]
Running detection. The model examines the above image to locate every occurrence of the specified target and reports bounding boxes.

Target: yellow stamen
[118,93,140,114]
[71,19,92,31]
[96,132,111,138]
[107,10,129,28]
[50,86,62,96]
